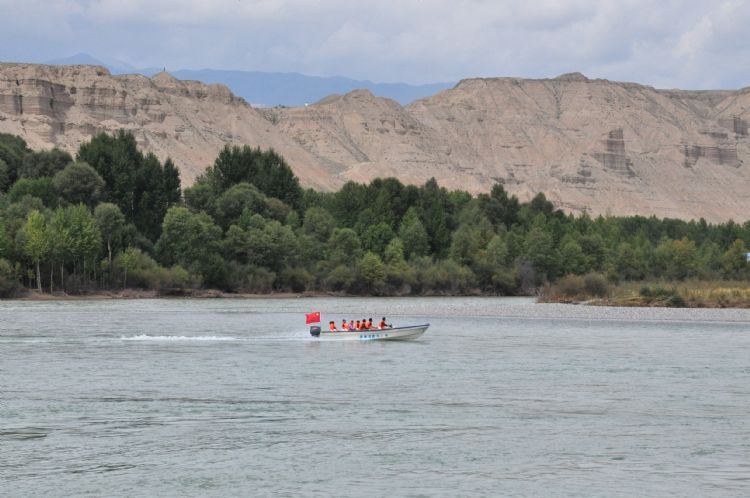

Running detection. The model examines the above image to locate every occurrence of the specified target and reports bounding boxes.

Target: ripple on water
[2,297,750,496]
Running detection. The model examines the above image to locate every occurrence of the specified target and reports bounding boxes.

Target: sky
[1,0,750,89]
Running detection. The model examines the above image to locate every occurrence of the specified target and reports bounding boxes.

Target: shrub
[279,267,312,293]
[583,273,609,297]
[553,274,586,298]
[225,263,275,293]
[639,284,686,307]
[161,265,200,292]
[0,258,19,297]
[325,264,355,292]
[413,258,477,295]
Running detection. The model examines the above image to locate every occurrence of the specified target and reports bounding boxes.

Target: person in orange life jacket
[355,320,361,330]
[378,317,389,329]
[362,318,369,330]
[329,321,337,332]
[341,319,349,331]
[367,318,374,329]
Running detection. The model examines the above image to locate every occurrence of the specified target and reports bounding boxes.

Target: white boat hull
[312,324,429,341]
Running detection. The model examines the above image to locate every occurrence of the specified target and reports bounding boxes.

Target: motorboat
[309,324,429,341]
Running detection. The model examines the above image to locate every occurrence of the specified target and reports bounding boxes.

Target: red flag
[305,312,321,324]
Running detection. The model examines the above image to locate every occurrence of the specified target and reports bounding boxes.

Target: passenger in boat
[359,319,368,330]
[378,317,389,329]
[349,320,355,330]
[355,320,361,330]
[367,318,374,329]
[341,319,349,331]
[329,321,337,332]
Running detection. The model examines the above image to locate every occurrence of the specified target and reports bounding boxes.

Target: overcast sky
[1,0,749,89]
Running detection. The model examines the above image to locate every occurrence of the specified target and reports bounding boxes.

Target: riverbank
[8,289,322,300]
[542,279,750,308]
[6,289,497,301]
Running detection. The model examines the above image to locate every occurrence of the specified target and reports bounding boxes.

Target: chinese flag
[305,312,321,324]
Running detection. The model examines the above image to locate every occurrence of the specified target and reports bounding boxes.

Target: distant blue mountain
[170,69,453,106]
[43,54,454,107]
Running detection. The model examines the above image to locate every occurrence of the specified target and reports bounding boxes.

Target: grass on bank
[541,275,750,308]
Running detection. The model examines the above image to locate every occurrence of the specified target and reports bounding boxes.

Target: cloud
[0,0,749,88]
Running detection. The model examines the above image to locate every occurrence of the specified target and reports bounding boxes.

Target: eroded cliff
[1,63,749,221]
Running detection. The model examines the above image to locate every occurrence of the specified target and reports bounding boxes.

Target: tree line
[0,130,749,297]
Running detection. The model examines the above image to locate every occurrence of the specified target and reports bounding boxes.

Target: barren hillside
[2,64,749,221]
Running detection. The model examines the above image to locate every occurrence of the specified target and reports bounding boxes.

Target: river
[2,297,750,496]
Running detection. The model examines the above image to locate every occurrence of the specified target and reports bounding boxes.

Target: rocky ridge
[1,63,750,221]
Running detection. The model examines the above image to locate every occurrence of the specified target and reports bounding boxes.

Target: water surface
[2,298,750,496]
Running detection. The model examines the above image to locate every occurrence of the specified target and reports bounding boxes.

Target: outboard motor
[309,326,321,337]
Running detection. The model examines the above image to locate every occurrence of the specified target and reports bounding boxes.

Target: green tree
[449,225,481,266]
[327,228,362,266]
[580,233,607,271]
[559,235,587,275]
[77,131,141,211]
[54,162,105,207]
[156,207,225,286]
[162,158,182,209]
[184,183,217,214]
[302,206,336,242]
[202,145,302,209]
[654,237,699,280]
[117,247,140,288]
[478,184,519,228]
[419,178,453,256]
[0,258,18,297]
[384,237,406,264]
[0,221,9,259]
[721,239,748,279]
[358,251,386,293]
[0,158,10,191]
[486,234,509,269]
[77,132,180,240]
[523,221,558,278]
[65,205,102,285]
[94,203,126,273]
[399,207,429,259]
[8,178,58,207]
[0,133,31,190]
[361,222,395,256]
[47,207,75,291]
[19,149,72,179]
[615,242,646,280]
[22,210,48,292]
[215,182,267,227]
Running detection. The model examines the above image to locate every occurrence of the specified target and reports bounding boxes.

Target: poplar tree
[22,210,48,292]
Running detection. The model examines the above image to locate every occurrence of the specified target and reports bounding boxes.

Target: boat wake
[118,333,311,342]
[120,334,239,342]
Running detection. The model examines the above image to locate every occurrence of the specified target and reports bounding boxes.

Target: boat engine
[309,326,321,337]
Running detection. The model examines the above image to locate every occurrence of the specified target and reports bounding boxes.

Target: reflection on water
[2,297,750,496]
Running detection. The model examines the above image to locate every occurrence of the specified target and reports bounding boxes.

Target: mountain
[1,63,750,221]
[42,54,453,106]
[169,69,453,107]
[44,53,151,76]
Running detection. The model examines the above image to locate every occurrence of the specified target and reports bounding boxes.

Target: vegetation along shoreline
[1,131,749,307]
